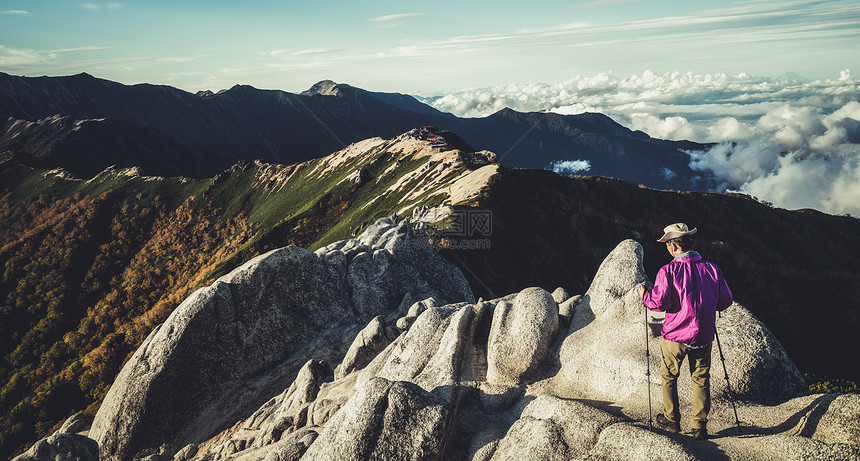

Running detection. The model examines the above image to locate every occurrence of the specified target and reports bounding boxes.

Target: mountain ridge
[1,72,712,190]
[2,130,859,458]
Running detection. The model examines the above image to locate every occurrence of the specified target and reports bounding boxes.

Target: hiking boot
[691,427,708,440]
[655,414,680,433]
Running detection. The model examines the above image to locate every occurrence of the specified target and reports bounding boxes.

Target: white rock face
[585,423,699,461]
[301,377,449,461]
[242,241,856,461]
[334,316,398,380]
[89,219,474,461]
[363,302,488,395]
[811,394,860,445]
[79,235,858,461]
[490,395,620,460]
[551,286,570,304]
[558,294,581,328]
[556,239,806,406]
[276,360,330,418]
[396,297,438,331]
[557,239,650,402]
[486,288,559,386]
[711,302,807,404]
[12,433,99,461]
[56,413,93,436]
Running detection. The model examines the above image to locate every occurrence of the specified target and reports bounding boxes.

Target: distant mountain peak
[0,71,709,189]
[226,84,259,93]
[302,79,351,97]
[69,72,96,80]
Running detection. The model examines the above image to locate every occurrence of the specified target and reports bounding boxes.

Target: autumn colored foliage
[0,142,457,457]
[0,190,251,456]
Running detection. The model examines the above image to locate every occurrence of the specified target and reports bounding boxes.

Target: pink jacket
[643,251,733,345]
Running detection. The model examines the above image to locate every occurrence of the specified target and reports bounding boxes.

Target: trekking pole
[714,312,742,433]
[644,305,653,431]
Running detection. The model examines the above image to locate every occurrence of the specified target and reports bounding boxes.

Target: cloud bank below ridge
[419,70,860,216]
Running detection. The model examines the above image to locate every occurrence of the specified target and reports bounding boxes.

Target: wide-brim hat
[657,223,697,242]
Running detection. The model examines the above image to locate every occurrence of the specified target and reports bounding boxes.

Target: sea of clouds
[546,159,592,176]
[420,70,860,216]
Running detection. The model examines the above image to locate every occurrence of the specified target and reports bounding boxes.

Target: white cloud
[547,159,592,176]
[689,100,860,216]
[661,168,677,180]
[367,0,859,77]
[352,0,856,77]
[628,114,708,142]
[367,13,422,28]
[0,45,47,66]
[0,45,103,66]
[571,0,639,9]
[157,54,211,63]
[368,13,422,22]
[291,48,341,56]
[708,117,754,141]
[2,9,30,15]
[80,2,122,12]
[259,49,288,58]
[423,69,859,137]
[425,69,860,216]
[258,48,344,60]
[52,46,107,53]
[0,45,112,71]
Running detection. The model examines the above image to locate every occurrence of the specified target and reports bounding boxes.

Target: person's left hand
[639,285,646,298]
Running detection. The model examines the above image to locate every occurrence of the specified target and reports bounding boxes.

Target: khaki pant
[660,339,712,430]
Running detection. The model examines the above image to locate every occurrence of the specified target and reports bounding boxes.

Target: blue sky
[1,0,859,93]
[3,0,860,216]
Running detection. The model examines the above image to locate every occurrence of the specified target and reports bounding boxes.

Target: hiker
[639,223,733,440]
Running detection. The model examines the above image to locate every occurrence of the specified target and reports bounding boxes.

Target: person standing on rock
[639,223,733,440]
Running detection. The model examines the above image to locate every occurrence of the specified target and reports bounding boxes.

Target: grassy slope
[0,136,470,457]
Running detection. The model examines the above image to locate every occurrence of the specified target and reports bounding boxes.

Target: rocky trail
[16,219,860,461]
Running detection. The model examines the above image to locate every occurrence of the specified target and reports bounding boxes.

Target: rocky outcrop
[486,288,558,386]
[556,239,806,406]
[360,302,487,394]
[558,294,580,328]
[12,433,99,461]
[276,360,331,418]
[334,317,398,380]
[489,395,621,460]
[556,239,653,402]
[89,218,474,461]
[56,413,93,437]
[550,287,570,304]
[584,423,699,461]
[395,297,437,331]
[82,235,858,461]
[813,394,860,445]
[301,378,449,461]
[710,302,807,405]
[13,413,97,461]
